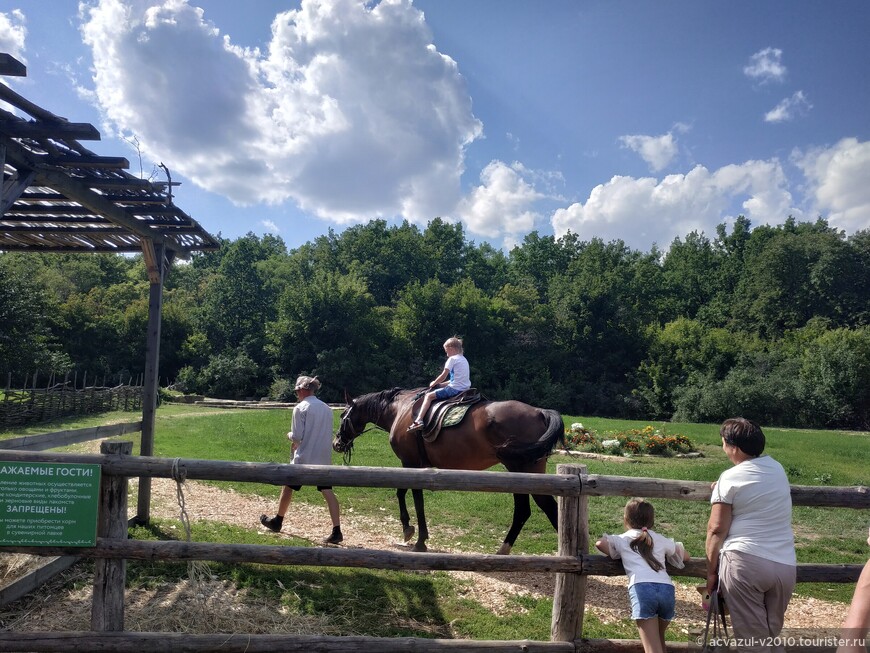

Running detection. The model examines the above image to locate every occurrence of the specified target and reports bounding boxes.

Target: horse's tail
[496,408,565,467]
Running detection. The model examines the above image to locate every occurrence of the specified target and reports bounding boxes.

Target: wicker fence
[1,372,144,429]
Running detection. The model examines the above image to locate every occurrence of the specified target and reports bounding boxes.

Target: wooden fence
[1,372,144,429]
[0,444,866,653]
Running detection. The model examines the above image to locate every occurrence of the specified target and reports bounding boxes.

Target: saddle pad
[441,403,471,428]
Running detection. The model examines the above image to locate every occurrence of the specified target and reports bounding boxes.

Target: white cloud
[79,0,482,225]
[551,160,801,249]
[261,219,280,233]
[0,10,27,62]
[457,160,545,239]
[744,47,786,84]
[764,91,811,123]
[793,138,870,233]
[619,131,679,172]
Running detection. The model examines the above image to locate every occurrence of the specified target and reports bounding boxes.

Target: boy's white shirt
[444,353,471,391]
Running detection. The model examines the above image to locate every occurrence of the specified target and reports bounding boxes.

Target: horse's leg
[396,488,415,542]
[497,492,532,555]
[532,493,559,531]
[411,488,428,552]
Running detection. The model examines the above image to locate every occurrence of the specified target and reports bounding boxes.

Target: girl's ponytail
[629,526,663,572]
[624,499,663,572]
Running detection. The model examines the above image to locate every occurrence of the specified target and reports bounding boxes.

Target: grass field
[1,404,867,640]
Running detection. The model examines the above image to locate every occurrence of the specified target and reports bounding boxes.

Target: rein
[338,409,377,465]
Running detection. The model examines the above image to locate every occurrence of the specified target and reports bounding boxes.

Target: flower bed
[564,423,696,457]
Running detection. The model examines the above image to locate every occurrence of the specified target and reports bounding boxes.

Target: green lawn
[1,405,867,640]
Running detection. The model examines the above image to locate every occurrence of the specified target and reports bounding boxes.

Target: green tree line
[2,216,868,429]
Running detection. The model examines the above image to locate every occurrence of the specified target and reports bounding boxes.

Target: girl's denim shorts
[628,582,676,620]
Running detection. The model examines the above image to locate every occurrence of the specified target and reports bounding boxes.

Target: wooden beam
[0,214,108,224]
[136,243,166,523]
[4,205,98,216]
[0,119,101,141]
[16,191,69,202]
[0,54,26,77]
[84,177,162,190]
[1,226,125,234]
[0,78,62,121]
[0,243,144,253]
[46,155,130,169]
[35,168,170,247]
[0,168,36,213]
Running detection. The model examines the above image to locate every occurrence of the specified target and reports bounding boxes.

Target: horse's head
[333,400,365,462]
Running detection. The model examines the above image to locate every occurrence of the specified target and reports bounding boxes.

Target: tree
[200,234,282,362]
[508,231,580,297]
[0,258,62,378]
[661,231,719,321]
[268,270,391,399]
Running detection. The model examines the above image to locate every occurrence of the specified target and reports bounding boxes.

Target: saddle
[413,388,482,443]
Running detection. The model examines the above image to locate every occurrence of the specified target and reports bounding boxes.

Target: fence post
[551,463,588,643]
[91,440,132,632]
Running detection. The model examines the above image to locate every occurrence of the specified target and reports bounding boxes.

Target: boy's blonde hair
[443,336,464,353]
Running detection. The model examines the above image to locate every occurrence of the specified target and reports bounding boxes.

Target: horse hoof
[402,526,415,542]
[496,542,512,555]
[413,542,428,552]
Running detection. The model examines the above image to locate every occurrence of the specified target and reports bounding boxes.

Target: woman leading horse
[333,387,564,554]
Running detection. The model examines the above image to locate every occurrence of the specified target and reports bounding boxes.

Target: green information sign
[0,461,101,546]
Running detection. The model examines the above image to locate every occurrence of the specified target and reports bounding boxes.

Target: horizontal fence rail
[0,538,860,583]
[0,421,142,452]
[0,449,867,508]
[0,632,576,653]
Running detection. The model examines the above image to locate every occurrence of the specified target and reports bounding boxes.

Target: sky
[2,0,869,253]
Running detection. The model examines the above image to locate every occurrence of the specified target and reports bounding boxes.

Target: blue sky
[2,0,868,252]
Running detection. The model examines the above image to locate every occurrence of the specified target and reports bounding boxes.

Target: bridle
[337,405,376,465]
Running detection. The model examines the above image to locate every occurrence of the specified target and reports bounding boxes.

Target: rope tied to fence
[170,457,212,587]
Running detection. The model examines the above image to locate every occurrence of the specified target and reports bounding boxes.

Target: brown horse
[332,387,564,554]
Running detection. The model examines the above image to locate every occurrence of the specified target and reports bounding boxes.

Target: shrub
[269,377,295,402]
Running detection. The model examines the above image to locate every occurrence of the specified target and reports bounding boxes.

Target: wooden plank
[0,421,141,451]
[578,641,837,653]
[0,632,577,653]
[551,464,587,642]
[3,540,862,583]
[583,473,870,508]
[4,538,584,573]
[91,441,131,631]
[0,54,26,77]
[1,227,127,235]
[45,155,129,169]
[0,555,78,607]
[4,205,103,215]
[0,120,101,141]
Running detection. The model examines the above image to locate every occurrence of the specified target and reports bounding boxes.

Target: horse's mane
[354,387,411,422]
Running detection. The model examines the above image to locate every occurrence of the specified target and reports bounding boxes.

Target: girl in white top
[596,498,690,653]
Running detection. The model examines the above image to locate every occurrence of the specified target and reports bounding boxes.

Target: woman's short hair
[720,417,765,457]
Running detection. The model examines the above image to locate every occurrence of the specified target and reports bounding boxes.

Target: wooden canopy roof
[0,53,219,281]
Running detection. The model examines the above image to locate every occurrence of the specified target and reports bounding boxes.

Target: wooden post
[91,440,132,631]
[137,243,167,524]
[551,463,588,643]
